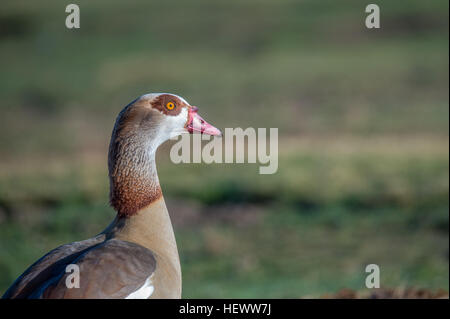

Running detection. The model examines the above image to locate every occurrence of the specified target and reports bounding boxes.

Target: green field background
[0,0,448,297]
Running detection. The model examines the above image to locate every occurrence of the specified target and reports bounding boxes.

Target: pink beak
[186,106,222,136]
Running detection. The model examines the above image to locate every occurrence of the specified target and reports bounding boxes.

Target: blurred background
[0,0,448,298]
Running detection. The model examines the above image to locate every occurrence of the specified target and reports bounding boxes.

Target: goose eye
[166,102,175,110]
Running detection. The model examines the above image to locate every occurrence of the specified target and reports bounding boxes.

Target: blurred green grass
[0,0,448,297]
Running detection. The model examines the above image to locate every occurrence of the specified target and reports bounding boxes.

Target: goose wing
[3,238,156,299]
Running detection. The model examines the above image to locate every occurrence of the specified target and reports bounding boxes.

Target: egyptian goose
[2,93,221,299]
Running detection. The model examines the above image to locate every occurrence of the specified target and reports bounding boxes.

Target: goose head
[108,93,221,216]
[112,93,221,150]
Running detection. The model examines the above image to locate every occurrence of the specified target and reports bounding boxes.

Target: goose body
[2,93,221,299]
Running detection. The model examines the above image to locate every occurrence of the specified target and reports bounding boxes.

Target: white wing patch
[125,274,154,299]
